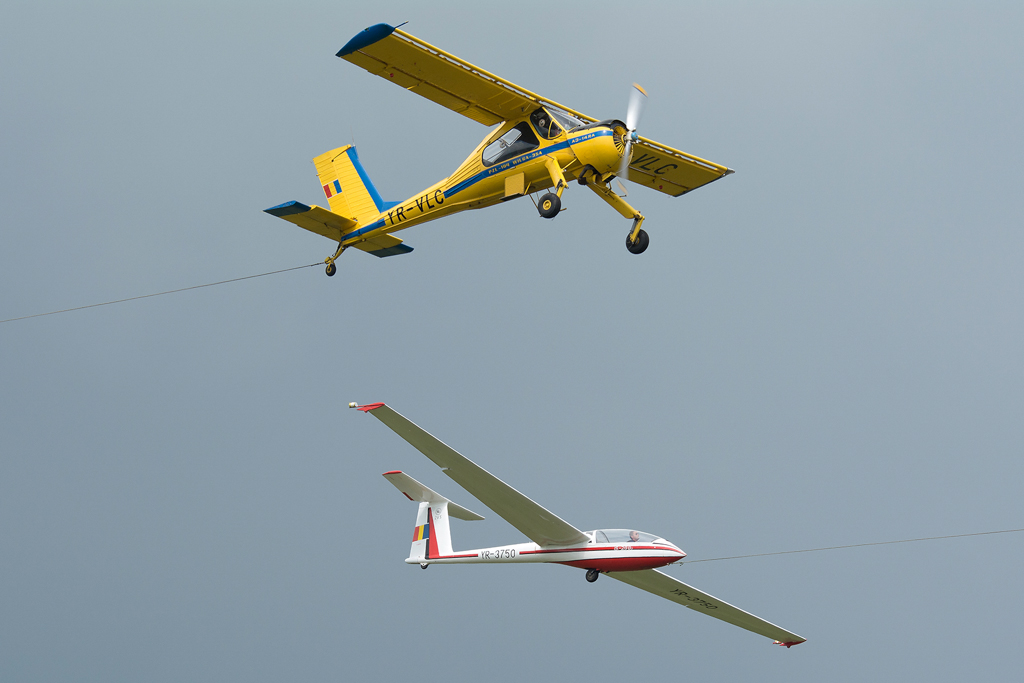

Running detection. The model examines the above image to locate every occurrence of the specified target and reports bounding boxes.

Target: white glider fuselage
[407,532,685,572]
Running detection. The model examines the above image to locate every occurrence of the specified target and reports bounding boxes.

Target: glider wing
[360,403,591,547]
[337,24,597,127]
[609,568,806,645]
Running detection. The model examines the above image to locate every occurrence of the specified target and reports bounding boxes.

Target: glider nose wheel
[626,228,649,254]
[586,568,600,583]
[538,193,561,219]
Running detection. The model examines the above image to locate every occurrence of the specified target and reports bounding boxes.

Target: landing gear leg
[626,216,649,254]
[325,242,345,277]
[586,568,600,583]
[537,155,569,220]
[584,178,648,254]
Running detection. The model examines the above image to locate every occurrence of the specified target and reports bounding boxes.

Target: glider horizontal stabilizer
[382,470,484,521]
[358,403,590,547]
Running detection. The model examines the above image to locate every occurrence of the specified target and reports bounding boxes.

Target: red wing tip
[356,402,385,412]
[382,470,403,476]
[774,640,806,648]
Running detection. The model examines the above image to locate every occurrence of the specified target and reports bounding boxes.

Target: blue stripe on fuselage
[444,129,614,199]
[341,129,614,245]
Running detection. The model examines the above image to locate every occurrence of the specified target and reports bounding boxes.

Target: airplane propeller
[618,82,648,179]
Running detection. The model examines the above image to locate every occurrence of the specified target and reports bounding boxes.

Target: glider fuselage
[408,530,685,573]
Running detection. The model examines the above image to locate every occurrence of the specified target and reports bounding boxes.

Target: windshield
[546,106,587,132]
[594,529,661,544]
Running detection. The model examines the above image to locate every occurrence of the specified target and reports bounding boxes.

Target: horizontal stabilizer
[362,403,590,547]
[264,201,357,242]
[383,471,484,521]
[351,233,414,258]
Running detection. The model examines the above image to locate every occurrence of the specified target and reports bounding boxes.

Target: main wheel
[626,228,649,254]
[586,568,600,583]
[325,262,337,277]
[538,193,561,219]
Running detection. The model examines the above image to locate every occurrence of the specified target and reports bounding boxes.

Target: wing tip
[337,23,398,57]
[352,402,385,412]
[264,200,311,217]
[367,243,414,258]
[774,639,807,648]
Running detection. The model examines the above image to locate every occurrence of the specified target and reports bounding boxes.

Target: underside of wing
[626,138,733,197]
[337,24,597,127]
[359,403,590,547]
[608,569,806,646]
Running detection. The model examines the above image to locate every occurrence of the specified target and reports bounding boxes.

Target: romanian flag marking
[413,518,431,542]
[323,180,343,199]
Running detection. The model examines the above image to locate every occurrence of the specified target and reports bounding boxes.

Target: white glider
[354,401,805,647]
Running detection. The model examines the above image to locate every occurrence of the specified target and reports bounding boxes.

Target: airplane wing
[625,138,733,197]
[608,568,806,646]
[337,24,597,127]
[358,403,591,547]
[338,24,733,195]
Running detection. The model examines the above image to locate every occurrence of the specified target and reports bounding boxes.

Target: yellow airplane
[266,23,733,276]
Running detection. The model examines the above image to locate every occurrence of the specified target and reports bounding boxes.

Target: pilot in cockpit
[629,530,640,543]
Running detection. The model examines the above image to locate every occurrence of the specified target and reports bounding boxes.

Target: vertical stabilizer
[382,470,483,562]
[313,145,395,225]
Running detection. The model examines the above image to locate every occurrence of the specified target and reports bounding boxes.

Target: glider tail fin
[382,471,484,562]
[313,145,396,225]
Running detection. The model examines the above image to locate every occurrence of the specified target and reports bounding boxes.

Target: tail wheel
[538,193,561,219]
[325,262,337,277]
[420,563,429,570]
[626,228,649,254]
[586,568,600,583]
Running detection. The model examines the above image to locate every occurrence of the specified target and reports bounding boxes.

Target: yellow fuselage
[340,117,625,248]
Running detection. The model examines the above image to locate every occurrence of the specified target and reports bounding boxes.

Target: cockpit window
[482,122,540,167]
[530,107,564,140]
[594,529,660,544]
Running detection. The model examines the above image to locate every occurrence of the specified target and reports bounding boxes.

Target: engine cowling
[570,120,630,176]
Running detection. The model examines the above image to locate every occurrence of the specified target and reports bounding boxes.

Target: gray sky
[2,1,1023,680]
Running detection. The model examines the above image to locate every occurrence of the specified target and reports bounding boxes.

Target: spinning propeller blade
[619,83,648,179]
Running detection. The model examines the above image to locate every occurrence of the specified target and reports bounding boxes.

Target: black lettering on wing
[632,153,659,170]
